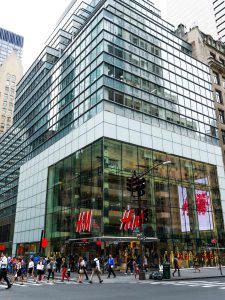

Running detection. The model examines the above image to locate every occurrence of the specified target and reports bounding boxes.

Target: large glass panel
[45,138,224,267]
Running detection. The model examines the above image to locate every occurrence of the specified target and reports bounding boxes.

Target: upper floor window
[222,129,225,144]
[213,72,220,85]
[210,52,216,59]
[215,90,223,103]
[218,109,225,123]
[220,58,225,66]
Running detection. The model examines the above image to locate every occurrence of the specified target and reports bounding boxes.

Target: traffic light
[137,177,146,196]
[127,176,139,193]
[143,208,149,223]
[126,177,133,192]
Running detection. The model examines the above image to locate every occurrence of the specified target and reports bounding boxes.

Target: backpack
[91,260,97,268]
[174,257,178,266]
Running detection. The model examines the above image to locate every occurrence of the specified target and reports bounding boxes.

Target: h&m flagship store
[43,137,224,268]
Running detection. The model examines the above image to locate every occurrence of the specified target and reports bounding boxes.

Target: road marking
[12,283,27,287]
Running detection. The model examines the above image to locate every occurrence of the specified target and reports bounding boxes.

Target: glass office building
[0,27,23,65]
[0,0,224,266]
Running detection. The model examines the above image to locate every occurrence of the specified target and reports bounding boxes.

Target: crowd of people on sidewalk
[0,251,151,289]
[0,251,205,289]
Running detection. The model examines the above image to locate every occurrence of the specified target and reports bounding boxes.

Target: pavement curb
[164,275,225,281]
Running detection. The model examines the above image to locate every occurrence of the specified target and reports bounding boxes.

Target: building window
[223,78,225,89]
[215,90,223,103]
[218,109,225,123]
[213,72,220,85]
[222,130,225,144]
[210,52,216,59]
[219,58,225,66]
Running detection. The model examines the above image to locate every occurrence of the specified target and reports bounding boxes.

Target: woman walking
[47,257,56,283]
[193,256,200,273]
[61,258,69,282]
[133,259,140,279]
[77,257,85,283]
[27,258,34,281]
[36,258,45,283]
[14,257,24,285]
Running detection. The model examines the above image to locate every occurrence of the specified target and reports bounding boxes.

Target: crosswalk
[1,278,225,290]
[0,279,87,289]
[138,280,225,290]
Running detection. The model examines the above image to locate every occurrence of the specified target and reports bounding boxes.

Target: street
[1,277,225,300]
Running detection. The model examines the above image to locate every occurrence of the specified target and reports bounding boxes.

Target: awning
[67,236,159,243]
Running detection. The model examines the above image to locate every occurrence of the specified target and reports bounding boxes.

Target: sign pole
[138,192,146,280]
[39,229,44,256]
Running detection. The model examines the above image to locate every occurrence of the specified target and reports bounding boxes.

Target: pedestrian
[77,257,85,283]
[61,258,69,282]
[107,254,116,278]
[27,257,34,280]
[143,256,148,272]
[14,257,24,285]
[133,259,140,279]
[89,258,103,284]
[36,258,44,283]
[172,254,180,277]
[0,252,11,289]
[47,257,56,283]
[124,256,134,275]
[56,257,60,273]
[83,257,89,280]
[193,256,200,273]
[21,258,27,281]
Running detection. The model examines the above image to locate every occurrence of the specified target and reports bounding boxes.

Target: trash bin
[163,263,171,279]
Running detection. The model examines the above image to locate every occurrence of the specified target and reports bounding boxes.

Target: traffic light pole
[127,161,172,281]
[138,191,146,280]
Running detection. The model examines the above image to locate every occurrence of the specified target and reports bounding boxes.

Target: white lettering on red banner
[120,210,144,231]
[76,210,92,233]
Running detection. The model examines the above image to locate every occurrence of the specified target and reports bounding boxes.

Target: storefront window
[45,138,224,268]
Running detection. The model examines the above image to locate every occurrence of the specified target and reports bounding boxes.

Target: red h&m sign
[76,210,92,233]
[120,210,144,231]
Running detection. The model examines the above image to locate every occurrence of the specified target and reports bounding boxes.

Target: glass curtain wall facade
[0,0,222,255]
[45,138,224,268]
[0,27,23,64]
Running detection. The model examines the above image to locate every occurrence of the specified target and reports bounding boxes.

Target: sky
[0,0,166,73]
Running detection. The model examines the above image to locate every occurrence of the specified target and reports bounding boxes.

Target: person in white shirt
[89,258,103,284]
[27,258,34,280]
[0,253,11,289]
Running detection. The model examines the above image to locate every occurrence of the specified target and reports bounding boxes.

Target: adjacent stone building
[0,28,23,135]
[185,26,225,169]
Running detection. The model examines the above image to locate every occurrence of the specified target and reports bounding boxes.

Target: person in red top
[61,258,69,282]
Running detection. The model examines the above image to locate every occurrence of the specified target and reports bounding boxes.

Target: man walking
[107,254,116,278]
[172,254,180,277]
[0,252,11,289]
[89,258,103,284]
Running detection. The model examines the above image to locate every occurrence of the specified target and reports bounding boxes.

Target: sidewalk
[169,266,225,281]
[53,267,225,283]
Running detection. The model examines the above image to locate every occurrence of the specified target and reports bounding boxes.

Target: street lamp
[127,160,172,280]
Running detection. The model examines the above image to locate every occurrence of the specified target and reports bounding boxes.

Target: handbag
[79,268,84,274]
